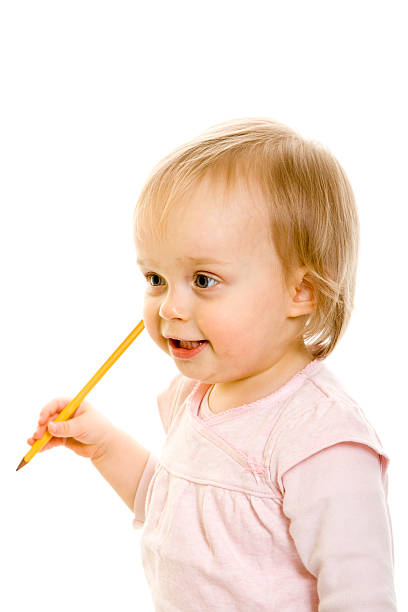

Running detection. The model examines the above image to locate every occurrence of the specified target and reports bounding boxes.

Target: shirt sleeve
[132,452,159,529]
[282,442,397,611]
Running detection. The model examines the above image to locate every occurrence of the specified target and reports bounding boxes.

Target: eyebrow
[137,256,232,266]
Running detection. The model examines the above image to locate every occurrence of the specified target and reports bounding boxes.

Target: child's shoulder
[285,362,380,437]
[271,362,389,494]
[156,372,199,433]
[302,361,361,407]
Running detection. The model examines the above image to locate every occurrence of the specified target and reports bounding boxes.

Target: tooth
[179,340,200,349]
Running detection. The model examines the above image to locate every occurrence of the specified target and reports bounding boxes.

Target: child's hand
[27,398,116,461]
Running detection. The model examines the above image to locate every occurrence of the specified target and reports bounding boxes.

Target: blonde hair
[133,117,359,359]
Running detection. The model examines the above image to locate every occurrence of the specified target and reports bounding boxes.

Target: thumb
[48,418,76,438]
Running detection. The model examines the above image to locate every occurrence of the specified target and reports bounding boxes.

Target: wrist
[91,425,119,465]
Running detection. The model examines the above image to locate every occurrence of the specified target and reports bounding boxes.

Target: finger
[32,406,71,438]
[27,434,62,451]
[41,437,62,451]
[40,398,70,418]
[32,422,51,439]
[39,398,72,423]
[37,437,62,452]
[38,410,59,426]
[28,425,55,445]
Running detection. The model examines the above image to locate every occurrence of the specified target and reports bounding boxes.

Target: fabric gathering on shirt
[132,358,397,611]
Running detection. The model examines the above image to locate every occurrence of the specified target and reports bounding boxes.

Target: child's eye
[144,272,165,287]
[194,274,219,289]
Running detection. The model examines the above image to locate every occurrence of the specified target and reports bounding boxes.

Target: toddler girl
[28,118,397,611]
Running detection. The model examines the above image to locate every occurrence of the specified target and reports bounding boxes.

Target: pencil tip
[16,458,27,471]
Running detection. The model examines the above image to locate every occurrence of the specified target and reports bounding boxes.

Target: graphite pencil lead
[16,458,27,471]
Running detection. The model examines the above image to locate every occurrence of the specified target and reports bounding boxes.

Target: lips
[167,337,209,359]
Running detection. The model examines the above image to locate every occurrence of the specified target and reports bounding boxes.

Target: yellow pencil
[16,319,145,471]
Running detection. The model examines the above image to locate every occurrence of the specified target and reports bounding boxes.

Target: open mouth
[170,338,207,349]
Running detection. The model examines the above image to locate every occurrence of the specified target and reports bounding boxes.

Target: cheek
[142,298,153,323]
[210,294,276,350]
[142,299,161,339]
[208,311,246,354]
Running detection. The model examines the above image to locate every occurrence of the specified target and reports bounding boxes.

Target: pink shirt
[133,359,397,610]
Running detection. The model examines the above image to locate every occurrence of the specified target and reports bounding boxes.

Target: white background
[1,1,407,610]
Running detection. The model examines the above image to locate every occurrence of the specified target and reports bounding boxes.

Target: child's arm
[28,398,150,513]
[91,427,150,512]
[282,442,397,610]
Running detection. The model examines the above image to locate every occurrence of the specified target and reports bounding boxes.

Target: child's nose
[159,289,188,321]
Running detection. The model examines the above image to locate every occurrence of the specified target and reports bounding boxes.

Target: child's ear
[288,268,316,317]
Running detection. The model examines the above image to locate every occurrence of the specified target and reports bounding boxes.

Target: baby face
[135,174,308,386]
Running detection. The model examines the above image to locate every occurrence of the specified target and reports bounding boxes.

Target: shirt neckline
[189,357,326,421]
